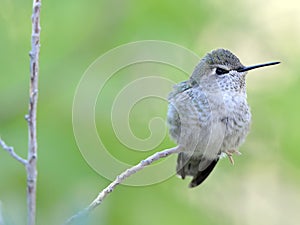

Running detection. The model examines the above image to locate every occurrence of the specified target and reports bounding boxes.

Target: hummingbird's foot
[228,149,242,155]
[225,150,241,165]
[225,151,234,165]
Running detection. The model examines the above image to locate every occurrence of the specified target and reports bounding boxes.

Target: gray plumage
[167,49,256,187]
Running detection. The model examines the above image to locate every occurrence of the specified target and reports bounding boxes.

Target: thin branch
[26,1,41,225]
[0,138,27,165]
[0,1,41,224]
[64,146,182,224]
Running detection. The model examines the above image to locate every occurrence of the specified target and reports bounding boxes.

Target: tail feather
[189,158,219,188]
[176,152,219,188]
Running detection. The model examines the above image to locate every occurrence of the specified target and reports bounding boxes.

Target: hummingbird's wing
[167,80,194,142]
[168,81,225,187]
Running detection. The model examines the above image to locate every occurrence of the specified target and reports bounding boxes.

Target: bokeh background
[1,0,300,224]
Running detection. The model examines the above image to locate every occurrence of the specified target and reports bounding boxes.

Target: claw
[230,149,242,155]
[225,150,241,165]
[225,151,234,165]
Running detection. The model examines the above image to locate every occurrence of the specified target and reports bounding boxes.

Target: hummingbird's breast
[219,92,252,152]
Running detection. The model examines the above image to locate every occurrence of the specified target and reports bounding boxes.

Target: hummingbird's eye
[215,67,229,75]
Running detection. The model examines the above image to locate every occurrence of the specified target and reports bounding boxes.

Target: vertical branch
[0,1,41,224]
[26,1,41,225]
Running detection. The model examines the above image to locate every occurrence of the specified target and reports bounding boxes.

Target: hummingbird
[167,48,280,188]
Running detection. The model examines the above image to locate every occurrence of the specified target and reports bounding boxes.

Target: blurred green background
[1,0,300,224]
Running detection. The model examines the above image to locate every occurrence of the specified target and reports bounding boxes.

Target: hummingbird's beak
[237,61,280,72]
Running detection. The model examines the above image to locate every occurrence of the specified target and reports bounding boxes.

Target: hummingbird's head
[190,48,280,92]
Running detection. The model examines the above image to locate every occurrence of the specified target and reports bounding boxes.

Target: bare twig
[0,1,41,225]
[64,146,182,224]
[26,0,41,225]
[0,138,27,165]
